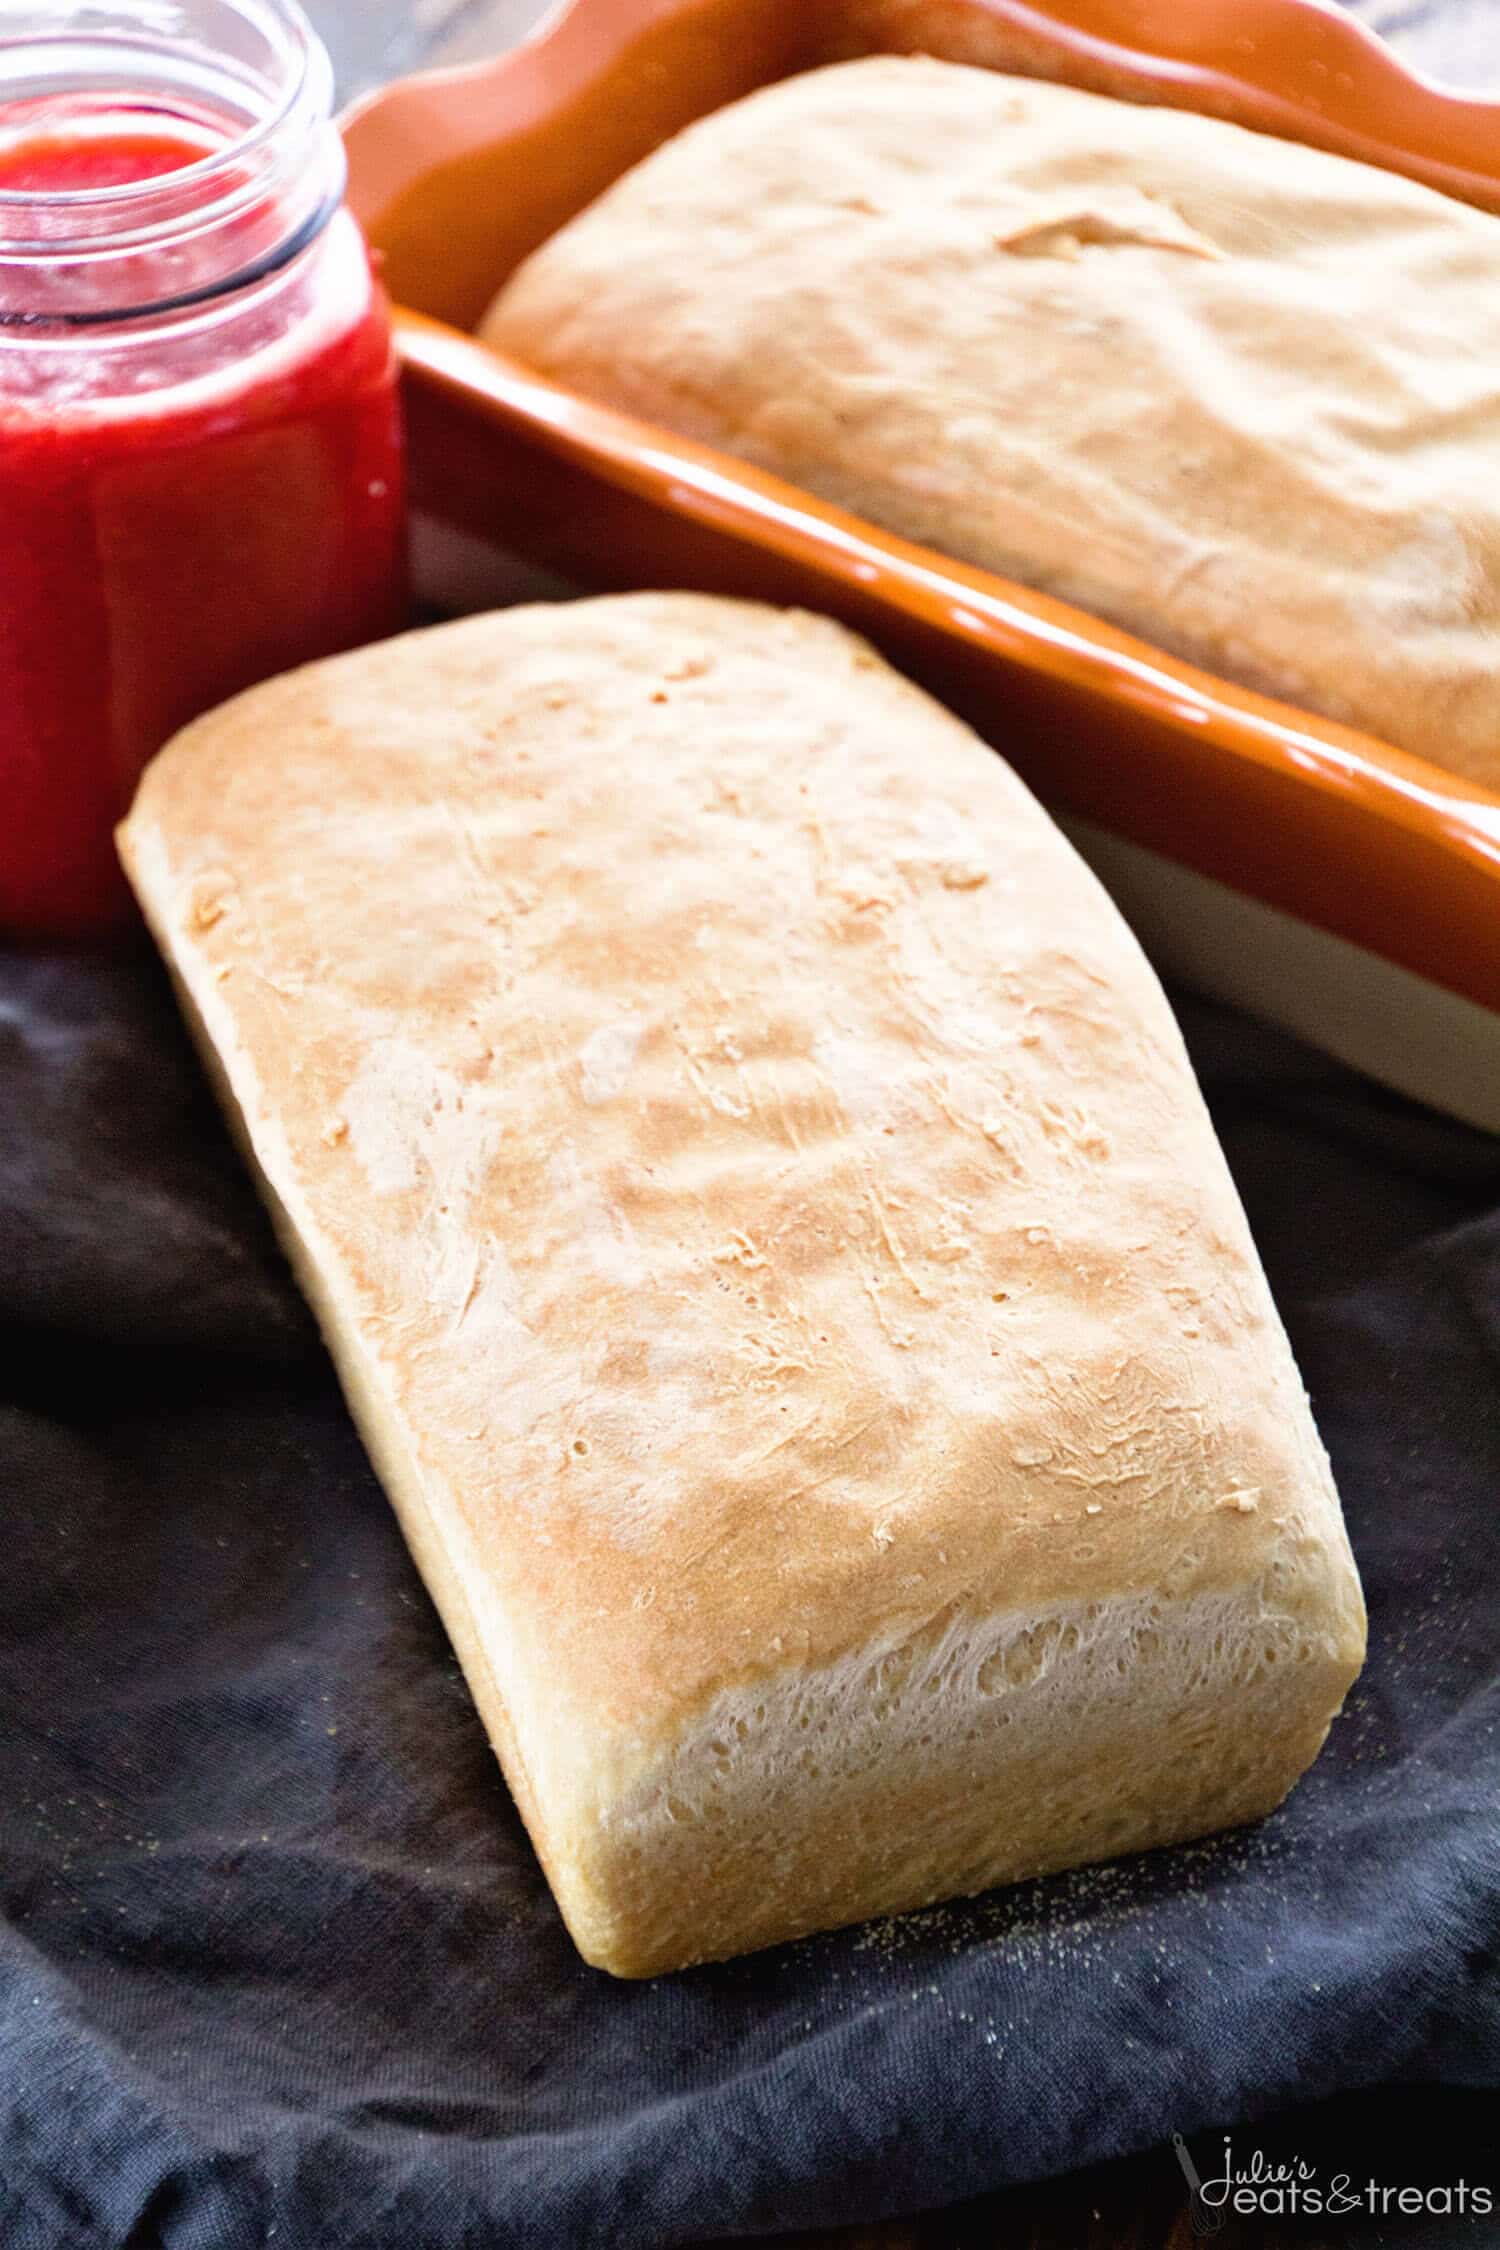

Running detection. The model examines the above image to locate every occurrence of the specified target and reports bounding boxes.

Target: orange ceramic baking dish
[342,0,1500,1134]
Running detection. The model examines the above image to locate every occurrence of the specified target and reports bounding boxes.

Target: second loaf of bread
[119,594,1365,1975]
[486,57,1500,789]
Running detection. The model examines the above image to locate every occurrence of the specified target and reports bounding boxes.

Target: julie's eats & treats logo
[1173,2131,1494,2232]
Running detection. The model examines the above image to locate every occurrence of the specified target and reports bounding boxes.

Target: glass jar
[0,0,408,938]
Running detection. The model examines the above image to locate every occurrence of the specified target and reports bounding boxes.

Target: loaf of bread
[485,57,1500,790]
[119,594,1365,1976]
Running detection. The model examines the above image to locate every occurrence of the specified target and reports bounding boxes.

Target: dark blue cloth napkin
[1,945,1498,2249]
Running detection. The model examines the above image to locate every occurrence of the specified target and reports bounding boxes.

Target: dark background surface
[3,3,1500,2245]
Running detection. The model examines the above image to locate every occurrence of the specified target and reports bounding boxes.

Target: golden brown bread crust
[485,57,1500,789]
[119,593,1365,1974]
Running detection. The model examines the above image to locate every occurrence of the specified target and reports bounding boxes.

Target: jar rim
[0,6,315,206]
[0,0,334,250]
[0,0,343,318]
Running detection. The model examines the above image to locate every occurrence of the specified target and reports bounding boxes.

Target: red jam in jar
[0,4,408,938]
